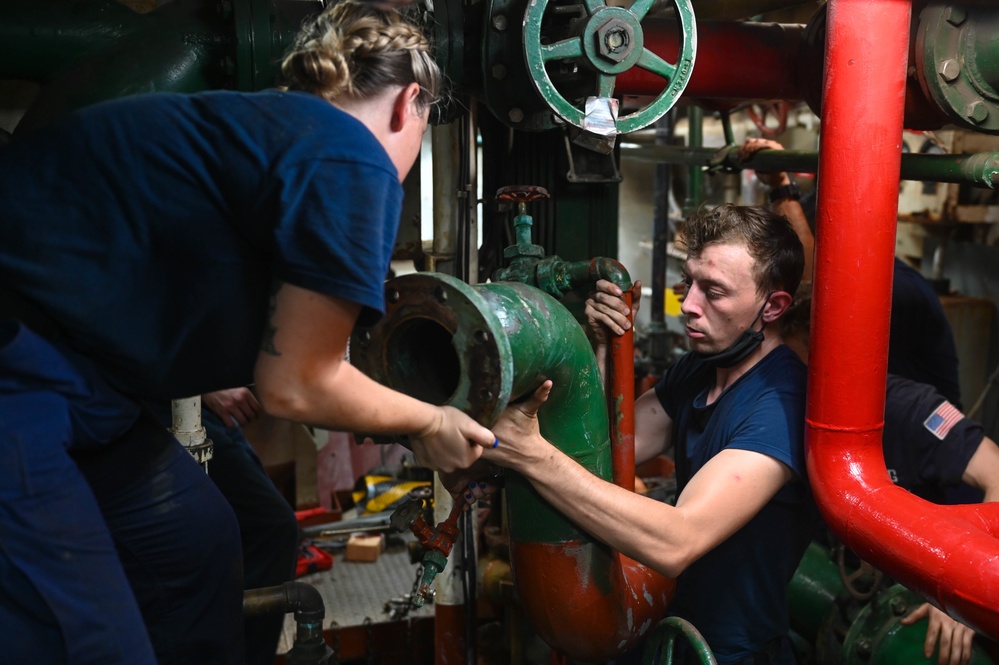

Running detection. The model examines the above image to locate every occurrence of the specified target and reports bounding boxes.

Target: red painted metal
[809,0,999,640]
[614,13,957,131]
[617,20,807,101]
[608,289,636,491]
[434,603,469,665]
[510,541,677,662]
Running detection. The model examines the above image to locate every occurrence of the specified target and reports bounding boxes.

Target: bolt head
[945,5,967,26]
[492,14,507,31]
[966,100,990,124]
[491,63,508,80]
[938,58,961,82]
[508,107,524,123]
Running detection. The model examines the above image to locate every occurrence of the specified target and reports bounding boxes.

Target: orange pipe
[808,0,999,640]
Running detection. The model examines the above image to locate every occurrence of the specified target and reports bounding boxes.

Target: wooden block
[345,534,385,563]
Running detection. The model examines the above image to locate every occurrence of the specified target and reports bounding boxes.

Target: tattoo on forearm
[261,280,282,356]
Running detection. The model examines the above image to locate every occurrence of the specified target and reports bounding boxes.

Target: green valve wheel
[523,0,696,135]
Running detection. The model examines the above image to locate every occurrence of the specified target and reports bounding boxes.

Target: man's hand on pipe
[900,603,975,665]
[585,279,642,342]
[484,380,554,474]
[739,137,791,189]
[410,405,496,473]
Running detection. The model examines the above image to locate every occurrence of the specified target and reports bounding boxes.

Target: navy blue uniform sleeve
[883,374,983,491]
[270,157,402,324]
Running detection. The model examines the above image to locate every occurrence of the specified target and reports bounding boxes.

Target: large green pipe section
[352,272,675,661]
[622,144,999,189]
[0,0,313,134]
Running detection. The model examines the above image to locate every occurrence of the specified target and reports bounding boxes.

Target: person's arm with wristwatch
[739,137,814,284]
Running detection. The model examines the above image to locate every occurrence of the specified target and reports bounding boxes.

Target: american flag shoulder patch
[922,400,963,440]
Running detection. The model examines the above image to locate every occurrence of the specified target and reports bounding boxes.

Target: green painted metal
[787,541,844,643]
[521,0,696,134]
[351,272,612,543]
[916,4,999,134]
[0,0,318,130]
[0,0,144,81]
[623,143,999,189]
[477,282,613,543]
[842,585,995,665]
[0,0,227,114]
[683,105,704,214]
[641,617,717,665]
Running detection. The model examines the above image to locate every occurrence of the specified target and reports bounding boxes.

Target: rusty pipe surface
[609,289,636,492]
[809,0,999,641]
[351,272,675,661]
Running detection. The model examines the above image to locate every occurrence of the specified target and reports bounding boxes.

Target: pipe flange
[350,273,513,426]
[916,4,999,132]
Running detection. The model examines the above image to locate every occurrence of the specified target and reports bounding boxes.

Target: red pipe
[617,20,807,102]
[614,13,957,131]
[609,289,636,491]
[809,0,999,640]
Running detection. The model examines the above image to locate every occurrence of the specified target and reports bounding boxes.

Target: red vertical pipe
[609,290,636,491]
[808,0,999,640]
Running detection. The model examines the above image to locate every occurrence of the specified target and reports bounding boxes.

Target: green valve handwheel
[523,0,696,135]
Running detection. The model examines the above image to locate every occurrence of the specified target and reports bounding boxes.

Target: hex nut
[938,58,961,82]
[966,100,990,124]
[595,18,634,63]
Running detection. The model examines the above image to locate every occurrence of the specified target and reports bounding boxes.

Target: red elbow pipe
[809,0,999,640]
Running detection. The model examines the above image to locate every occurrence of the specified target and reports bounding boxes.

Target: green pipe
[622,144,999,189]
[0,0,145,81]
[684,106,704,214]
[641,617,716,665]
[1,0,313,133]
[352,272,611,542]
[478,282,613,542]
[786,541,843,643]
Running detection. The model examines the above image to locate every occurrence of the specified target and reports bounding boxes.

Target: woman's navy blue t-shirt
[0,90,401,400]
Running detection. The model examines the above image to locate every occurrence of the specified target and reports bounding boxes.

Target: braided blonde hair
[280,1,440,112]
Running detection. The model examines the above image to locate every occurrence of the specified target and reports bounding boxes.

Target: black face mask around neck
[694,294,772,369]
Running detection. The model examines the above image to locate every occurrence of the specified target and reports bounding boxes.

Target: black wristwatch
[769,181,801,203]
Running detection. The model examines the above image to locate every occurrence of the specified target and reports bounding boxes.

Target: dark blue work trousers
[0,321,244,664]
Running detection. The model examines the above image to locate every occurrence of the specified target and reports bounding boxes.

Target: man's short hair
[680,203,805,297]
[780,286,813,341]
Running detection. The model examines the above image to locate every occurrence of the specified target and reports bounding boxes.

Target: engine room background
[5,0,999,662]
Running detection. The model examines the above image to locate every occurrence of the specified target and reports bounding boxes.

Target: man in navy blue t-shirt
[487,204,816,665]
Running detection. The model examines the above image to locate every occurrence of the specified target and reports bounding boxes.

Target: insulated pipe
[170,395,213,469]
[351,273,675,661]
[808,0,999,641]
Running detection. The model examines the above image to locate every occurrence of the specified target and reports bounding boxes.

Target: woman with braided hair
[0,2,494,663]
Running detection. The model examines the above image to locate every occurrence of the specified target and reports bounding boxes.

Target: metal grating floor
[277,533,434,653]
